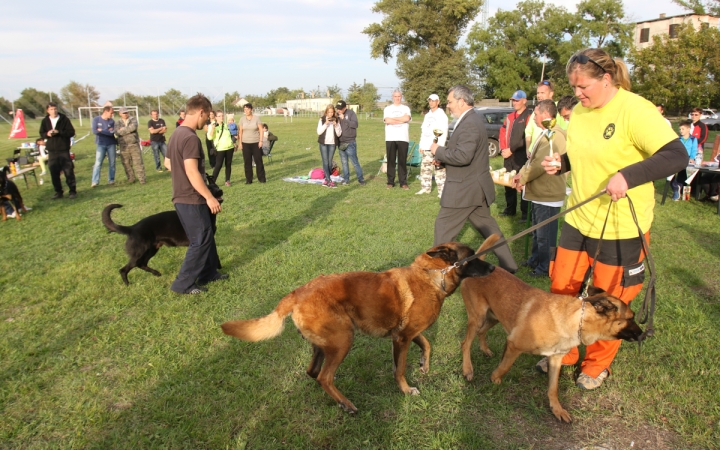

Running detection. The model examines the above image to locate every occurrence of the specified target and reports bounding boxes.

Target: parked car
[688,108,718,120]
[702,117,720,131]
[448,107,515,157]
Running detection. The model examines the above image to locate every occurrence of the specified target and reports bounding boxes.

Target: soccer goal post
[77,106,140,126]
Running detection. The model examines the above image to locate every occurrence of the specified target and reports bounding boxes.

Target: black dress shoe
[198,273,229,286]
[517,215,528,222]
[52,192,63,200]
[245,181,252,185]
[499,210,515,217]
[528,270,548,278]
[68,192,77,199]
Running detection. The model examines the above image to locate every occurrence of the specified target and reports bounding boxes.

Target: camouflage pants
[118,144,146,183]
[419,150,446,195]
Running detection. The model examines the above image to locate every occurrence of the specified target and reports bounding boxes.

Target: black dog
[0,166,29,221]
[102,177,223,285]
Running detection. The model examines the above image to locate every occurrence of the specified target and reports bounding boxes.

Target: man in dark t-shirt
[148,109,167,172]
[165,94,226,295]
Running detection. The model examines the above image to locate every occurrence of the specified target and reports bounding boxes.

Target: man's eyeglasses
[567,53,607,74]
[691,113,700,116]
[540,80,551,86]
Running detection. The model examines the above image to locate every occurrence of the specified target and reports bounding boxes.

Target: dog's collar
[430,263,460,292]
[577,299,586,345]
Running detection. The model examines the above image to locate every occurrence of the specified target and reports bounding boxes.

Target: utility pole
[157,88,161,117]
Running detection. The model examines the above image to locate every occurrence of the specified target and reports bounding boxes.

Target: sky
[0,0,689,103]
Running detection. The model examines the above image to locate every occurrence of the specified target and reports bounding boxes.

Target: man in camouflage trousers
[416,94,448,198]
[115,107,146,184]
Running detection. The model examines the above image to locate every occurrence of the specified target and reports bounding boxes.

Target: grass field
[1,115,719,449]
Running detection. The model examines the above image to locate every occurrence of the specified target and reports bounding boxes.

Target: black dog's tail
[102,204,133,235]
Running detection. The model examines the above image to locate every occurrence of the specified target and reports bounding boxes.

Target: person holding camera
[317,104,343,188]
[208,111,236,187]
[204,110,217,168]
[39,102,77,199]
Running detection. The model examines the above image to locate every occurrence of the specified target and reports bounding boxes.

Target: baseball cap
[336,100,347,110]
[427,94,440,101]
[119,107,129,114]
[510,90,527,101]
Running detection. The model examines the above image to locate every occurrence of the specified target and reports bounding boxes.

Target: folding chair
[377,141,415,175]
[406,142,422,175]
[263,141,275,164]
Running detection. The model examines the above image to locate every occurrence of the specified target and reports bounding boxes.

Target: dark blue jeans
[339,141,364,183]
[151,141,167,170]
[527,203,560,275]
[319,143,336,181]
[171,203,219,293]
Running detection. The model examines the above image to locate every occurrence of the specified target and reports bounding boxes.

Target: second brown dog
[460,253,643,423]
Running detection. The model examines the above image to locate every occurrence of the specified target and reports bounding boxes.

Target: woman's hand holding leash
[605,172,629,202]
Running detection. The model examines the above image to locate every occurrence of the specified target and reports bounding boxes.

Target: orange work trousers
[549,223,649,378]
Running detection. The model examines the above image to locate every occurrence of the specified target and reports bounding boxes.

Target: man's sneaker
[52,192,63,200]
[359,180,366,186]
[225,181,231,187]
[183,284,208,294]
[7,211,16,219]
[68,192,77,199]
[535,357,573,374]
[341,181,348,186]
[576,369,609,390]
[416,189,430,195]
[401,185,409,190]
[108,181,115,185]
[328,182,337,188]
[710,195,719,202]
[91,183,98,188]
[157,169,163,173]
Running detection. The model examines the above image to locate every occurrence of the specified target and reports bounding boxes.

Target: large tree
[630,23,720,112]
[15,88,63,119]
[60,81,100,117]
[347,82,381,112]
[672,0,720,14]
[467,0,632,100]
[363,0,483,111]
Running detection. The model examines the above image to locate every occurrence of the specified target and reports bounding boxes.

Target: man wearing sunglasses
[690,107,708,156]
[525,80,566,154]
[499,90,532,221]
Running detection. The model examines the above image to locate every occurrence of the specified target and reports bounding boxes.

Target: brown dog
[460,254,643,423]
[221,239,498,413]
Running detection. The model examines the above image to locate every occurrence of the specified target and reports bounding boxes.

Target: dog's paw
[407,387,420,395]
[482,349,494,357]
[490,375,502,384]
[463,371,474,382]
[338,402,358,414]
[552,407,572,423]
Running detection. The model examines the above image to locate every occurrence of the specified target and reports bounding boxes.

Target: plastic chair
[263,141,275,164]
[377,141,416,175]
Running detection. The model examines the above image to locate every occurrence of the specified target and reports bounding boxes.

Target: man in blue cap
[499,90,532,221]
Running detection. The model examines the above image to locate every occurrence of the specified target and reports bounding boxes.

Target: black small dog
[102,176,223,285]
[0,166,29,221]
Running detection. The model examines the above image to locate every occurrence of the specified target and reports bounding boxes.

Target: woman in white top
[316,105,342,188]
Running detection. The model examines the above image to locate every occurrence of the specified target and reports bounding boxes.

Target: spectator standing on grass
[336,100,365,186]
[317,104,342,188]
[39,102,76,199]
[690,107,708,156]
[91,106,117,187]
[208,111,236,187]
[416,94,448,197]
[164,94,227,295]
[538,48,687,389]
[671,120,697,201]
[176,109,185,128]
[512,100,567,278]
[115,107,146,184]
[238,103,265,184]
[525,81,565,152]
[430,85,517,273]
[557,95,579,123]
[148,109,168,172]
[499,90,532,221]
[384,90,412,190]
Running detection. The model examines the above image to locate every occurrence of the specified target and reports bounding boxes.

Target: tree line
[364,0,720,114]
[1,82,383,120]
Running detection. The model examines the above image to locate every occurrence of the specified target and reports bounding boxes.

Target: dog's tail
[221,292,298,342]
[476,234,501,260]
[102,204,133,235]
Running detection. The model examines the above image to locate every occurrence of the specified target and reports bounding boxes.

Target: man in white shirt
[383,90,412,189]
[416,94,449,197]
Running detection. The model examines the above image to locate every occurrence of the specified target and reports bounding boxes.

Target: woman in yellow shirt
[540,48,687,390]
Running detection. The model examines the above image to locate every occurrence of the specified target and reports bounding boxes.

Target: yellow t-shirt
[565,88,677,239]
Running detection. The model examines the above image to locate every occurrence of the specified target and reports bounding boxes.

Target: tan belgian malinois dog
[460,251,643,423]
[221,240,498,413]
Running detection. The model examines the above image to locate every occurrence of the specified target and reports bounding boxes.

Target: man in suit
[430,85,517,273]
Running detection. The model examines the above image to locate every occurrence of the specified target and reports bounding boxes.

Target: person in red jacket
[690,107,708,156]
[499,90,533,221]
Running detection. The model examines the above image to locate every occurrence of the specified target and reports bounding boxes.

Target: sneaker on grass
[576,369,609,390]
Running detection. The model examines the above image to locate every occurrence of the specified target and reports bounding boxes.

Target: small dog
[221,237,499,413]
[1,166,29,221]
[102,177,223,285]
[460,254,643,423]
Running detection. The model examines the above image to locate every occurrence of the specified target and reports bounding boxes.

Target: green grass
[1,116,719,449]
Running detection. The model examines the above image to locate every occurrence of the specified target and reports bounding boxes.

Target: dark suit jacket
[434,108,494,208]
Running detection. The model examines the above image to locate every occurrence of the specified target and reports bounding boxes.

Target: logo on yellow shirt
[603,123,616,139]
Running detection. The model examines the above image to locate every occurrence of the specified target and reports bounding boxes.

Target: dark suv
[448,106,514,157]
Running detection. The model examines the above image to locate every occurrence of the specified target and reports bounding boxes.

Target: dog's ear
[586,296,618,316]
[426,245,458,264]
[586,285,606,297]
[475,234,500,261]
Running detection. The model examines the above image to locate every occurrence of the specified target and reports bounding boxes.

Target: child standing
[671,120,697,201]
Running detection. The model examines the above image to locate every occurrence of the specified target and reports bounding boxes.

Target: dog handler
[164,94,227,295]
[540,48,687,389]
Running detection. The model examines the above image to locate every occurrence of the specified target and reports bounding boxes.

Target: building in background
[634,13,719,50]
